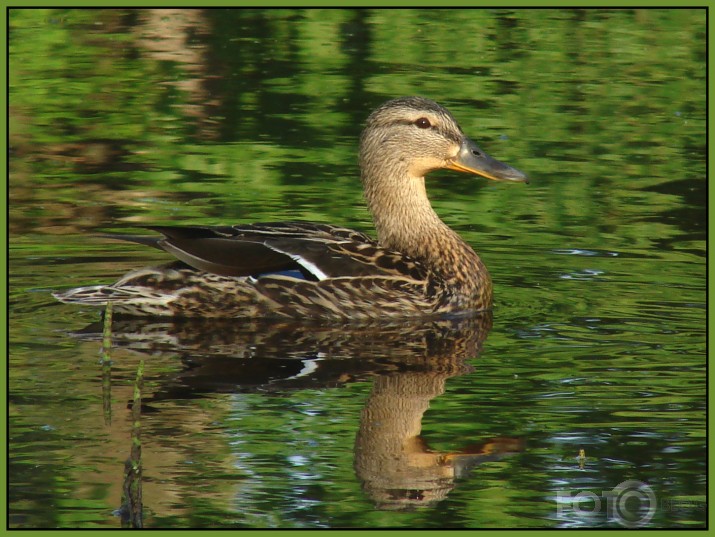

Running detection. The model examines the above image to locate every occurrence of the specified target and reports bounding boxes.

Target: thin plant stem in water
[121,359,144,528]
[101,302,113,425]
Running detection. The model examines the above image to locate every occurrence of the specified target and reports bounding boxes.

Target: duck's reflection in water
[356,372,522,510]
[72,310,523,510]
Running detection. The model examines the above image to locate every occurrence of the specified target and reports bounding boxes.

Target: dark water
[9,8,706,528]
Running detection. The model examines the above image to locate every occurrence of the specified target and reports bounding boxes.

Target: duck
[54,97,528,320]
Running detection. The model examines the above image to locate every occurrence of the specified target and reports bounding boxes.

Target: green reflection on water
[9,7,705,529]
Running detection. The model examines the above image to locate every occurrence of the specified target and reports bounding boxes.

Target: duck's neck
[362,166,485,280]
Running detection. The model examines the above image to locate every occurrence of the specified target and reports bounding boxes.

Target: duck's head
[359,96,528,184]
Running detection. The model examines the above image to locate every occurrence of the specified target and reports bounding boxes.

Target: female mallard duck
[54,97,527,320]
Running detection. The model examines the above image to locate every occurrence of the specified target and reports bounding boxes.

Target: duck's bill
[446,138,529,183]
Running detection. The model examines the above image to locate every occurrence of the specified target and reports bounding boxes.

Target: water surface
[9,8,706,528]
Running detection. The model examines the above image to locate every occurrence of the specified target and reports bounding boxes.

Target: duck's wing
[117,222,429,282]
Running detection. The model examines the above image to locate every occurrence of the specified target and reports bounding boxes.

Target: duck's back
[53,222,455,320]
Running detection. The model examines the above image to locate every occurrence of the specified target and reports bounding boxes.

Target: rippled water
[9,8,705,528]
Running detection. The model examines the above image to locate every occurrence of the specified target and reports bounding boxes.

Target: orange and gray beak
[446,137,528,183]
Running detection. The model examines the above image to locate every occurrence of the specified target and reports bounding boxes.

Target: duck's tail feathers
[53,285,171,308]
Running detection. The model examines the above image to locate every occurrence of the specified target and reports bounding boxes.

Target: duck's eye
[415,117,431,129]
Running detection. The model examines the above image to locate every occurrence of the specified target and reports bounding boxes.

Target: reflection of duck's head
[354,372,524,511]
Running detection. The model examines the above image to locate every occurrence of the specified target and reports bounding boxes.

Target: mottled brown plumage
[54,97,527,320]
